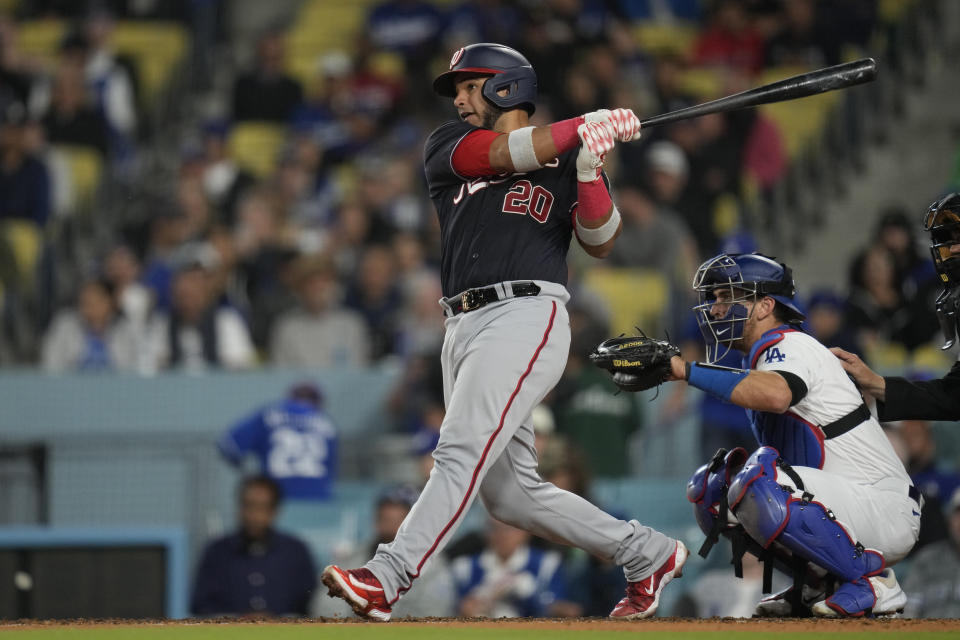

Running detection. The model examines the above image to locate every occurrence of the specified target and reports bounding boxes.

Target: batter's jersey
[424,120,587,297]
[744,326,910,486]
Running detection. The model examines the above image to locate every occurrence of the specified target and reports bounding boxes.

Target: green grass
[1,627,957,640]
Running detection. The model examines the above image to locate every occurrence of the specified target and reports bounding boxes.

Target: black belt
[821,402,871,439]
[445,282,541,316]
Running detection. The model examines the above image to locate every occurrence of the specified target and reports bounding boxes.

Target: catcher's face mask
[692,253,804,363]
[692,255,754,363]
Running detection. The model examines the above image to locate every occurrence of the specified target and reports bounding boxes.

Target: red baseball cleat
[609,541,688,619]
[321,565,392,621]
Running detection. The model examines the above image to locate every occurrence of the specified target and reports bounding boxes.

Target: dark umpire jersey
[424,120,599,298]
[877,358,960,421]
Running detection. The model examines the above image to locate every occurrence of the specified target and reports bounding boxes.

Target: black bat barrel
[639,58,877,129]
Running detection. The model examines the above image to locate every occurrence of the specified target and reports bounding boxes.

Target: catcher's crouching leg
[686,447,749,555]
[727,447,905,618]
[688,447,810,617]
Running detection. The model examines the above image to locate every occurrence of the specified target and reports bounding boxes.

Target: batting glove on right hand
[576,121,615,182]
[584,108,642,142]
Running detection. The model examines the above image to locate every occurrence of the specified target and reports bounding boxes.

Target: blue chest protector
[744,327,825,470]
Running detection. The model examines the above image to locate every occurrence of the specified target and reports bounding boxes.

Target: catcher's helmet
[433,43,538,114]
[692,253,804,363]
[923,193,960,349]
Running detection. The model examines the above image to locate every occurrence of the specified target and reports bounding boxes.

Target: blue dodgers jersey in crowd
[452,546,569,618]
[424,120,590,297]
[219,399,338,499]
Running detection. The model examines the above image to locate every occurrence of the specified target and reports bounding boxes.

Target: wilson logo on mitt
[590,333,681,392]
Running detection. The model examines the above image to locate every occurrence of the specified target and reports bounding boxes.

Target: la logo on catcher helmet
[450,47,465,69]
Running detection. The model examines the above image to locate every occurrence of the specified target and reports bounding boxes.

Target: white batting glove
[576,121,615,182]
[583,108,642,142]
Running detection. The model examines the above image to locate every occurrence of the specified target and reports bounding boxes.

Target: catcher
[592,252,920,617]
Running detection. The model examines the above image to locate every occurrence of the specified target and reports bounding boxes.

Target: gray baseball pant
[365,281,676,604]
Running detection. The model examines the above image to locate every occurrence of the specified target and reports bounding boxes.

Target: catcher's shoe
[811,569,906,618]
[321,565,392,621]
[610,541,687,619]
[754,583,826,617]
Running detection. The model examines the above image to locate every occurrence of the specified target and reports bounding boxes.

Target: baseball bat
[639,58,877,129]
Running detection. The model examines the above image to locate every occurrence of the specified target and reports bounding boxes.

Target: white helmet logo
[450,47,465,69]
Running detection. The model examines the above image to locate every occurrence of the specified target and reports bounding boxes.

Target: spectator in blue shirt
[191,476,317,617]
[451,518,575,618]
[219,382,338,500]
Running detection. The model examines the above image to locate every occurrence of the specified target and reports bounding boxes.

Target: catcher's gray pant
[365,280,677,605]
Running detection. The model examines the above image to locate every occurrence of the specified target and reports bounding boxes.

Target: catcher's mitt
[589,332,681,392]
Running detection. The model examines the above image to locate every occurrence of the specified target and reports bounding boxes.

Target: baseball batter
[675,253,920,617]
[322,42,685,621]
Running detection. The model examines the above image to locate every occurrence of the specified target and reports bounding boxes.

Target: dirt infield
[4,616,959,632]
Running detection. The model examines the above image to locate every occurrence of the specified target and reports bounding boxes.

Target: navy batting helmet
[433,43,538,114]
[692,253,804,362]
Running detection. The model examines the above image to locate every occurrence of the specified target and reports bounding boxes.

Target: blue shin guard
[727,447,885,617]
[687,447,749,557]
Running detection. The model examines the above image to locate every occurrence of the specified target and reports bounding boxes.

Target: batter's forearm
[488,117,584,172]
[574,175,620,256]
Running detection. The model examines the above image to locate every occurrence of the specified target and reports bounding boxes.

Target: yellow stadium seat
[54,145,103,209]
[17,20,186,102]
[369,51,404,80]
[758,66,839,160]
[741,173,761,209]
[711,192,741,239]
[0,0,20,16]
[1,219,42,289]
[332,164,359,200]
[16,20,66,66]
[286,51,322,95]
[879,0,918,24]
[583,268,669,336]
[678,67,724,100]
[228,122,288,179]
[284,0,378,89]
[865,340,909,375]
[909,344,952,375]
[110,22,188,103]
[634,21,699,58]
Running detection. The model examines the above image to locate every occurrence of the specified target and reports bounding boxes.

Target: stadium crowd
[1,0,958,620]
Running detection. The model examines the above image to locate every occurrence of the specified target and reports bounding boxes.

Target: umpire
[833,193,960,420]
